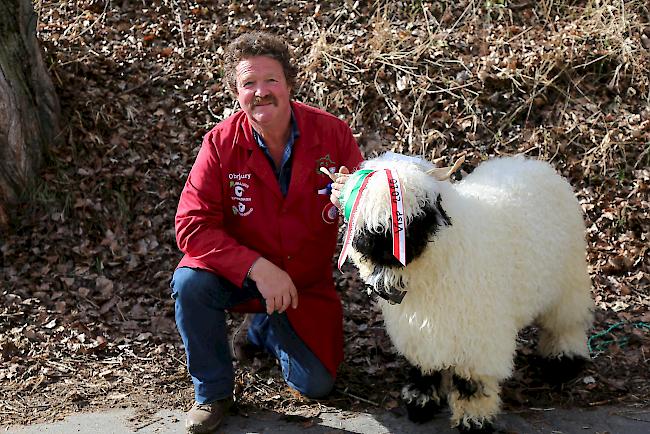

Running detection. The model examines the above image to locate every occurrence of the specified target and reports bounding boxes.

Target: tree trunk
[0,0,60,225]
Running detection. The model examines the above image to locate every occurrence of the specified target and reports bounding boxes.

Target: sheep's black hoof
[402,368,445,423]
[539,355,588,385]
[405,399,441,423]
[401,383,442,424]
[457,419,495,433]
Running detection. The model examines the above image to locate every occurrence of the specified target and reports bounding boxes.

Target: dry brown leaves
[1,0,649,427]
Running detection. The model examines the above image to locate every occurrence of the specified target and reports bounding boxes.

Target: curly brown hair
[223,31,298,94]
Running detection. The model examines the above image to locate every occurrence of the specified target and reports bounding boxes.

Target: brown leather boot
[185,397,232,433]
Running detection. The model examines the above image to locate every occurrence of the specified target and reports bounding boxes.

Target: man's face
[235,56,291,128]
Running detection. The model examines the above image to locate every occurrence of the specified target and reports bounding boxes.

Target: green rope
[587,321,650,353]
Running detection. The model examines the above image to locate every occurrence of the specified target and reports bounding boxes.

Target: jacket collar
[235,102,322,202]
[233,101,319,150]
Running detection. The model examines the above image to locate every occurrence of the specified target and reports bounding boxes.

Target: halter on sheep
[339,153,593,433]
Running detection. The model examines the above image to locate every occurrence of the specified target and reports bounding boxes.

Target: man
[171,31,363,433]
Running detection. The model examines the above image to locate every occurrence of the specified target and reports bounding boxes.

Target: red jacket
[175,101,363,376]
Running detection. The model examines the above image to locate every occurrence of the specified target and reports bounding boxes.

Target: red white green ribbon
[385,168,406,266]
[338,168,406,270]
[338,170,376,270]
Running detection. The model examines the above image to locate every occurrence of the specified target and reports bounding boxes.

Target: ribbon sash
[338,168,407,269]
[338,171,376,270]
[342,169,375,221]
[385,169,406,266]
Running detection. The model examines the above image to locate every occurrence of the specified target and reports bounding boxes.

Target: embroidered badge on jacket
[316,154,336,176]
[230,179,253,216]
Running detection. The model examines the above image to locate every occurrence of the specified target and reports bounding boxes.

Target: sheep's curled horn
[426,155,466,181]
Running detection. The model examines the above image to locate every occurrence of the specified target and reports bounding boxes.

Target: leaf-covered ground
[1,0,649,427]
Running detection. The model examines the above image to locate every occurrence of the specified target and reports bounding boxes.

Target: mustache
[253,96,277,106]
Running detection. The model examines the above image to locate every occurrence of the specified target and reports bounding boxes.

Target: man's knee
[290,369,335,399]
[171,268,217,304]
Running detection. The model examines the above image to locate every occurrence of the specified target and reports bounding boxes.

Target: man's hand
[330,166,351,210]
[248,257,298,314]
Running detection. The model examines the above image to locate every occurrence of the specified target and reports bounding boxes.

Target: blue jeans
[171,267,334,404]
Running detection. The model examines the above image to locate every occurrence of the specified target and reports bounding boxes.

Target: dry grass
[298,0,649,173]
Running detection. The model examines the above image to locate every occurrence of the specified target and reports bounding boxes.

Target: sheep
[339,152,593,433]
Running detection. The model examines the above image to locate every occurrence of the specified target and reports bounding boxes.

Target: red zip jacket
[175,101,364,376]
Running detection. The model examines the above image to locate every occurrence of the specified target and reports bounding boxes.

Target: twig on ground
[336,389,379,406]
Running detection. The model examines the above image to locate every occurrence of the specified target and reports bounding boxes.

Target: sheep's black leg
[452,375,480,399]
[537,354,588,385]
[401,367,444,423]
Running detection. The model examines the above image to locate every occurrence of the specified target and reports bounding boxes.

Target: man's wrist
[246,257,261,281]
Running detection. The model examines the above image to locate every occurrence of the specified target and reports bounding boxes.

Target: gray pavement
[3,405,650,434]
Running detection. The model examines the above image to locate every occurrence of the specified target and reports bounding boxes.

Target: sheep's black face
[352,194,451,268]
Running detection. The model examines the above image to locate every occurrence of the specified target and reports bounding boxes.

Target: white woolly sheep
[341,153,593,433]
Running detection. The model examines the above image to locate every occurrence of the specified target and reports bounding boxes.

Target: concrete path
[3,405,650,434]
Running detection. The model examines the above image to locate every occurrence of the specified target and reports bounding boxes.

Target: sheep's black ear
[403,194,451,262]
[434,193,452,227]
